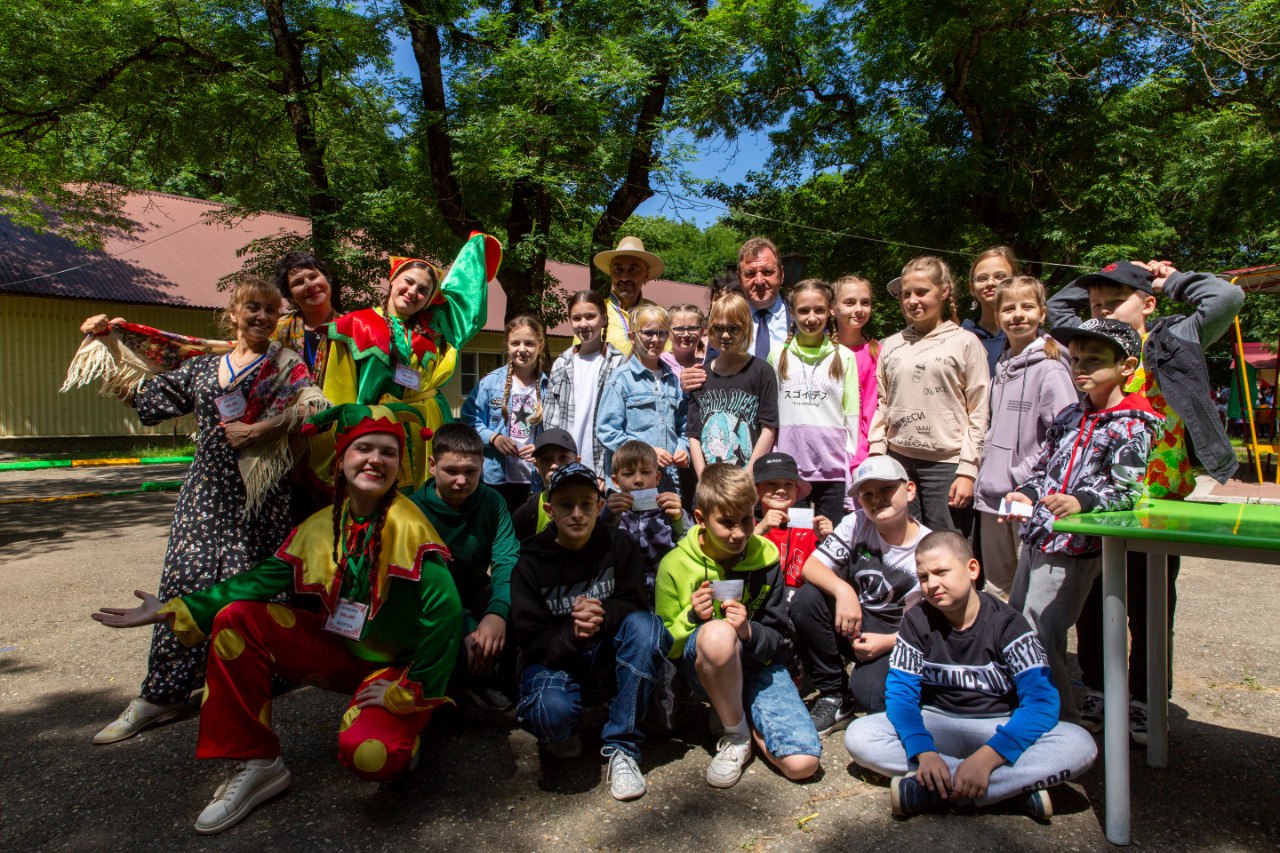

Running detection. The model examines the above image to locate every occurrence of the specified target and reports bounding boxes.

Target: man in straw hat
[593,236,665,356]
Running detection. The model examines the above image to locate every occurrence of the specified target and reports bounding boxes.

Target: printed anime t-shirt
[686,356,779,466]
[890,592,1050,718]
[811,509,929,624]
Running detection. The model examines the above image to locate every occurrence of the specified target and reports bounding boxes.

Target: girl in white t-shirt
[461,314,549,511]
[544,290,627,474]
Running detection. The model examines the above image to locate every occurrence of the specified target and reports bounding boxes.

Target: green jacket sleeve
[160,555,296,645]
[401,557,464,705]
[485,496,520,623]
[655,555,702,659]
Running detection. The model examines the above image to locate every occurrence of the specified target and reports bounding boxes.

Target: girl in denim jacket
[461,315,550,511]
[596,304,689,486]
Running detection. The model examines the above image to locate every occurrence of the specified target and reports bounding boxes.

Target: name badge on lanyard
[324,598,369,640]
[214,390,248,422]
[394,363,421,391]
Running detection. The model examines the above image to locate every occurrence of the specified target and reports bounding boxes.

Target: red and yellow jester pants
[196,600,431,782]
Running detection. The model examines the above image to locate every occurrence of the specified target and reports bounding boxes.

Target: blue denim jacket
[595,355,688,477]
[460,365,550,485]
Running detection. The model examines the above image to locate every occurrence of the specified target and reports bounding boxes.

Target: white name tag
[394,364,421,390]
[324,599,368,640]
[214,390,247,422]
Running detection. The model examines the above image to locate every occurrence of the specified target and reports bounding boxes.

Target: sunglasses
[711,324,744,336]
[637,329,670,339]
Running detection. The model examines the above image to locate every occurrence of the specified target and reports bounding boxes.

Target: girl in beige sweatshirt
[868,256,990,533]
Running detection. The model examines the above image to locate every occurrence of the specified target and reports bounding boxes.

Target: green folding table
[1053,499,1280,845]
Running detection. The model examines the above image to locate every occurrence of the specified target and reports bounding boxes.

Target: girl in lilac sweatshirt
[973,277,1077,599]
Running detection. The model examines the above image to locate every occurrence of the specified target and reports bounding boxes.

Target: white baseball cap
[851,456,910,491]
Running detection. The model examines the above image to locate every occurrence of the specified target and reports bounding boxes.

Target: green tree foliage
[686,0,1280,343]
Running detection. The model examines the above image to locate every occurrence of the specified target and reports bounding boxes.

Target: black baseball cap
[1051,318,1144,360]
[534,428,578,454]
[1068,261,1155,296]
[752,452,812,500]
[545,461,599,496]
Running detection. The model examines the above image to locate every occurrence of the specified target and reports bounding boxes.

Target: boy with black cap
[751,452,835,590]
[510,462,672,801]
[1002,318,1163,723]
[793,455,930,735]
[1047,260,1242,737]
[511,427,581,542]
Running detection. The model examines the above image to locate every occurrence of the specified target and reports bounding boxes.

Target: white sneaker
[93,698,183,745]
[195,757,291,834]
[705,735,753,788]
[603,749,646,801]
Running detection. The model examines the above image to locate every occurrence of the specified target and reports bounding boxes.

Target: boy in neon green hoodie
[656,463,821,789]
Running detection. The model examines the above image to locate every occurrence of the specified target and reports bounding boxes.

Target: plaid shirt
[544,343,627,474]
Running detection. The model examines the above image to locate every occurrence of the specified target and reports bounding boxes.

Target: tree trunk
[261,0,340,259]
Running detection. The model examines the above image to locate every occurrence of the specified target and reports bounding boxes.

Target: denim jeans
[679,624,822,759]
[516,611,672,759]
[889,451,971,535]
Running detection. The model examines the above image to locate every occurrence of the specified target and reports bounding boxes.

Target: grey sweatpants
[1008,548,1101,721]
[844,710,1097,806]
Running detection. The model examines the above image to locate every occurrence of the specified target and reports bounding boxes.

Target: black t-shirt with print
[686,356,779,467]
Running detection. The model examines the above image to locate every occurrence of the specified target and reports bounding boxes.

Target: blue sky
[389,36,773,229]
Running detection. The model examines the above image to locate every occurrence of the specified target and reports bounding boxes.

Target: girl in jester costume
[313,232,502,491]
[94,402,463,835]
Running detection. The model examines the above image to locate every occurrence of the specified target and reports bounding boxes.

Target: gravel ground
[1,485,1277,851]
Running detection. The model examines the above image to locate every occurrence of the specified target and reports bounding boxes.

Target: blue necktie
[754,308,771,361]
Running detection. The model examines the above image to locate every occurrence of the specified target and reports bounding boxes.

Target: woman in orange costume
[314,232,501,491]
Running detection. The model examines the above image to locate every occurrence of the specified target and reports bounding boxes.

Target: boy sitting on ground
[409,423,520,711]
[751,452,834,592]
[845,531,1097,819]
[511,428,580,542]
[604,439,692,605]
[792,456,930,736]
[656,463,822,789]
[510,462,672,801]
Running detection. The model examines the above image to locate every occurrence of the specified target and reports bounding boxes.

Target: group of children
[94,242,1242,832]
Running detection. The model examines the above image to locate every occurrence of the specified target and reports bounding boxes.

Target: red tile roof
[0,188,711,333]
[1235,342,1278,370]
[0,190,309,309]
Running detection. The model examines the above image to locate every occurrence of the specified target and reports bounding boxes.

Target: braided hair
[330,467,399,580]
[780,279,844,382]
[501,314,547,426]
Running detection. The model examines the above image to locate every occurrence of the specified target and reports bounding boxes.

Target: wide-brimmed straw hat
[592,236,665,280]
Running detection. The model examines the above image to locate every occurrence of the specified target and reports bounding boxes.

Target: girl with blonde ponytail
[767,280,860,523]
[868,256,990,535]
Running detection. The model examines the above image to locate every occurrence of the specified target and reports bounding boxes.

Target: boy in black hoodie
[510,462,672,802]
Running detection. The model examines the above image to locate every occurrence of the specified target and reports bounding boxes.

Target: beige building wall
[1,295,219,439]
[2,294,575,437]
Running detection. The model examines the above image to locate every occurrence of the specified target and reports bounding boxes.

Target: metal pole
[1230,287,1263,483]
[1146,553,1169,768]
[1103,537,1130,845]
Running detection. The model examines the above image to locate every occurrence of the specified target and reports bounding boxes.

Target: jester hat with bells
[302,402,433,489]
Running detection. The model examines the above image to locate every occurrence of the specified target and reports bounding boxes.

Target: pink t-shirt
[849,341,878,469]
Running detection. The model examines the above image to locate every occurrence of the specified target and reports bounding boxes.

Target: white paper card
[710,579,745,602]
[394,364,421,390]
[998,498,1034,519]
[214,390,247,422]
[324,599,368,640]
[788,507,815,529]
[630,488,659,511]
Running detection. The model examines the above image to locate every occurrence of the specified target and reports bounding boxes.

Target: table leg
[1103,537,1130,845]
[1146,553,1169,768]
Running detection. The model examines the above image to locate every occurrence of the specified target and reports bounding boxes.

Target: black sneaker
[890,774,946,817]
[1129,700,1148,745]
[1079,690,1103,734]
[809,693,855,737]
[1021,789,1053,820]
